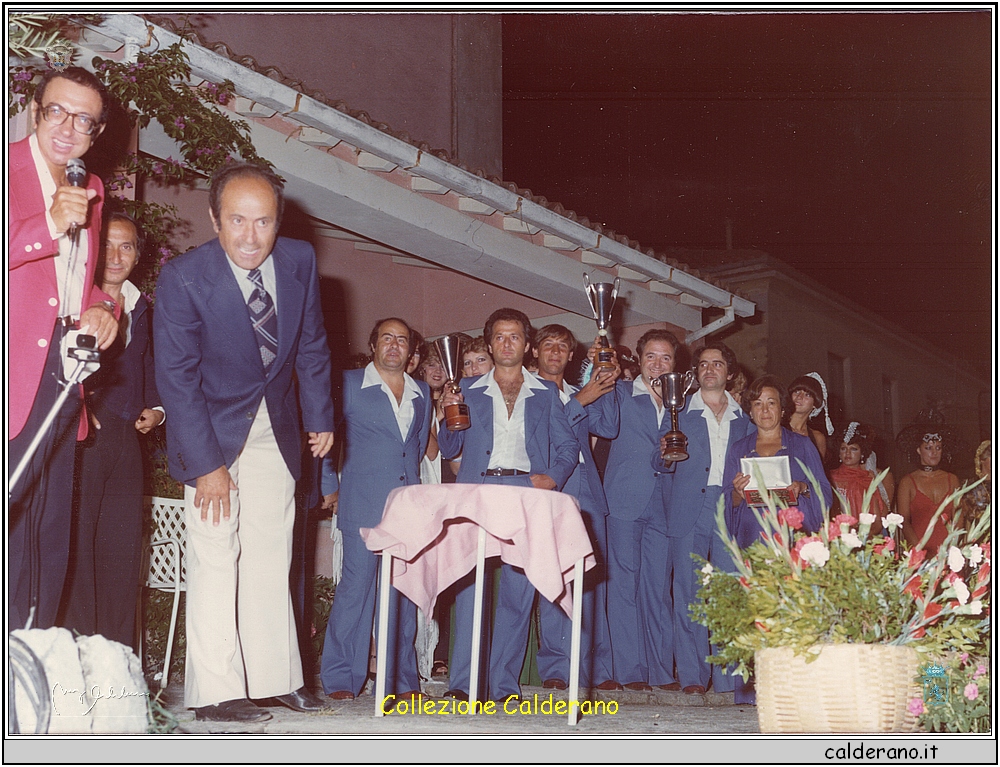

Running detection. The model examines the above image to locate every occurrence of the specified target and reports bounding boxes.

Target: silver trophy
[584,274,621,373]
[656,371,697,462]
[433,335,471,431]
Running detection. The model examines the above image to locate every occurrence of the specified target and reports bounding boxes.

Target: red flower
[773,531,784,547]
[911,626,926,639]
[978,562,990,582]
[923,602,943,623]
[828,523,842,540]
[754,620,769,632]
[874,537,895,556]
[982,543,991,562]
[778,507,804,530]
[739,577,751,590]
[907,548,927,569]
[903,577,923,599]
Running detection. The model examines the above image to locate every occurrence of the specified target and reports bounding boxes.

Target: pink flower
[974,665,987,679]
[964,683,979,701]
[778,507,804,530]
[907,698,925,716]
[832,514,857,528]
[960,653,969,663]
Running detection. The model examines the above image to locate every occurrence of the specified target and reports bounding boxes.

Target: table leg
[568,557,584,726]
[374,551,392,717]
[467,526,487,712]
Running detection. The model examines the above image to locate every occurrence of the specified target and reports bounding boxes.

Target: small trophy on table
[656,371,697,463]
[434,335,471,431]
[583,273,620,376]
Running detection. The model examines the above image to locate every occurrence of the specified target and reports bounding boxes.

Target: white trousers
[183,399,303,708]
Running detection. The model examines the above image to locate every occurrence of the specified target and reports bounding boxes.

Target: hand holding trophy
[656,371,697,463]
[433,335,471,431]
[583,273,620,376]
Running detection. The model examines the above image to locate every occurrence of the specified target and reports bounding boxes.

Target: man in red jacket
[8,66,119,630]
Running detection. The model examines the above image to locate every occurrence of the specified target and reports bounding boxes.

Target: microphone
[66,158,87,246]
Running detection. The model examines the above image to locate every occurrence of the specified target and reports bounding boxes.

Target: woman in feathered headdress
[829,421,888,520]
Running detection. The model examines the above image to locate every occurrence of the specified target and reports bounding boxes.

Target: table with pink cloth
[361,483,595,723]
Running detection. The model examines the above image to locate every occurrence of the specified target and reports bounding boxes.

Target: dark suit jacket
[436,371,578,491]
[154,236,334,484]
[321,366,431,533]
[86,290,160,421]
[656,396,755,538]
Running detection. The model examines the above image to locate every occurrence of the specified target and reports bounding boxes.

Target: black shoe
[194,698,272,722]
[493,693,521,707]
[262,687,331,712]
[542,678,568,690]
[443,689,469,702]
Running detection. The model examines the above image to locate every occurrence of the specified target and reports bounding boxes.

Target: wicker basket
[756,644,922,733]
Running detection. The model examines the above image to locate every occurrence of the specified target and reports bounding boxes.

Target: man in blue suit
[319,317,431,700]
[531,325,621,692]
[438,308,578,703]
[590,328,681,691]
[656,341,754,694]
[155,163,334,723]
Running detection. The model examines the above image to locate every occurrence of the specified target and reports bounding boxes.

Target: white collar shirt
[31,133,88,319]
[633,375,667,428]
[687,388,743,486]
[226,252,278,315]
[559,380,586,464]
[118,279,141,347]
[473,367,548,471]
[362,362,421,441]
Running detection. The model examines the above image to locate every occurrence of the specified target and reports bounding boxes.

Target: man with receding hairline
[155,161,334,722]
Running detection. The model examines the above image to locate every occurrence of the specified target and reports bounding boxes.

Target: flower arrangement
[694,467,990,698]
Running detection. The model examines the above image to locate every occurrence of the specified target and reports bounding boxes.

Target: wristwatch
[99,299,117,313]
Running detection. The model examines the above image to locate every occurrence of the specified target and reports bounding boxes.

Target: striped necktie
[247,268,278,369]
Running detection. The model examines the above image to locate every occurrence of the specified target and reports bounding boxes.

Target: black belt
[484,468,530,477]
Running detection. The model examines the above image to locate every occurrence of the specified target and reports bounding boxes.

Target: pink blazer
[8,135,111,440]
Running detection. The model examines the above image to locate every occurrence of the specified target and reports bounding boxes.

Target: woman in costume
[829,422,888,519]
[895,408,962,554]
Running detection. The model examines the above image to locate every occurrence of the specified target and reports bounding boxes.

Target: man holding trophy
[437,308,578,703]
[655,341,754,694]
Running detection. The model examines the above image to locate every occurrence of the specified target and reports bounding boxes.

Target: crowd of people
[9,66,991,725]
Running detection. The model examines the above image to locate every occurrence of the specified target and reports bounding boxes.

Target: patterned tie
[247,268,278,369]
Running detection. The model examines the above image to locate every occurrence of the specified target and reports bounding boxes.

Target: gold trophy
[583,274,620,375]
[434,335,471,431]
[656,371,697,462]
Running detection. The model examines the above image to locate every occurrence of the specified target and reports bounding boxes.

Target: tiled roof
[143,13,739,297]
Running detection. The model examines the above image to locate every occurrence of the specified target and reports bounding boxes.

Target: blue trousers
[537,510,613,687]
[320,527,419,696]
[708,509,755,702]
[606,498,675,686]
[666,491,718,688]
[448,474,532,698]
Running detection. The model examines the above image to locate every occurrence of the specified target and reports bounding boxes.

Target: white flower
[952,578,970,605]
[969,600,983,615]
[700,562,714,585]
[968,544,984,566]
[799,540,831,568]
[840,531,863,550]
[859,513,877,527]
[883,513,904,530]
[948,546,966,573]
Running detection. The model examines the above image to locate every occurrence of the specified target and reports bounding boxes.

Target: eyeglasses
[39,103,102,136]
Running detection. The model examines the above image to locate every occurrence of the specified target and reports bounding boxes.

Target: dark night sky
[502,10,993,371]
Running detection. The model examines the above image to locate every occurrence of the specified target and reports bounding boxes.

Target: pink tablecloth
[360,484,595,618]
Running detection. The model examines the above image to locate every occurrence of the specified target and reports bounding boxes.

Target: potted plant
[694,468,990,733]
